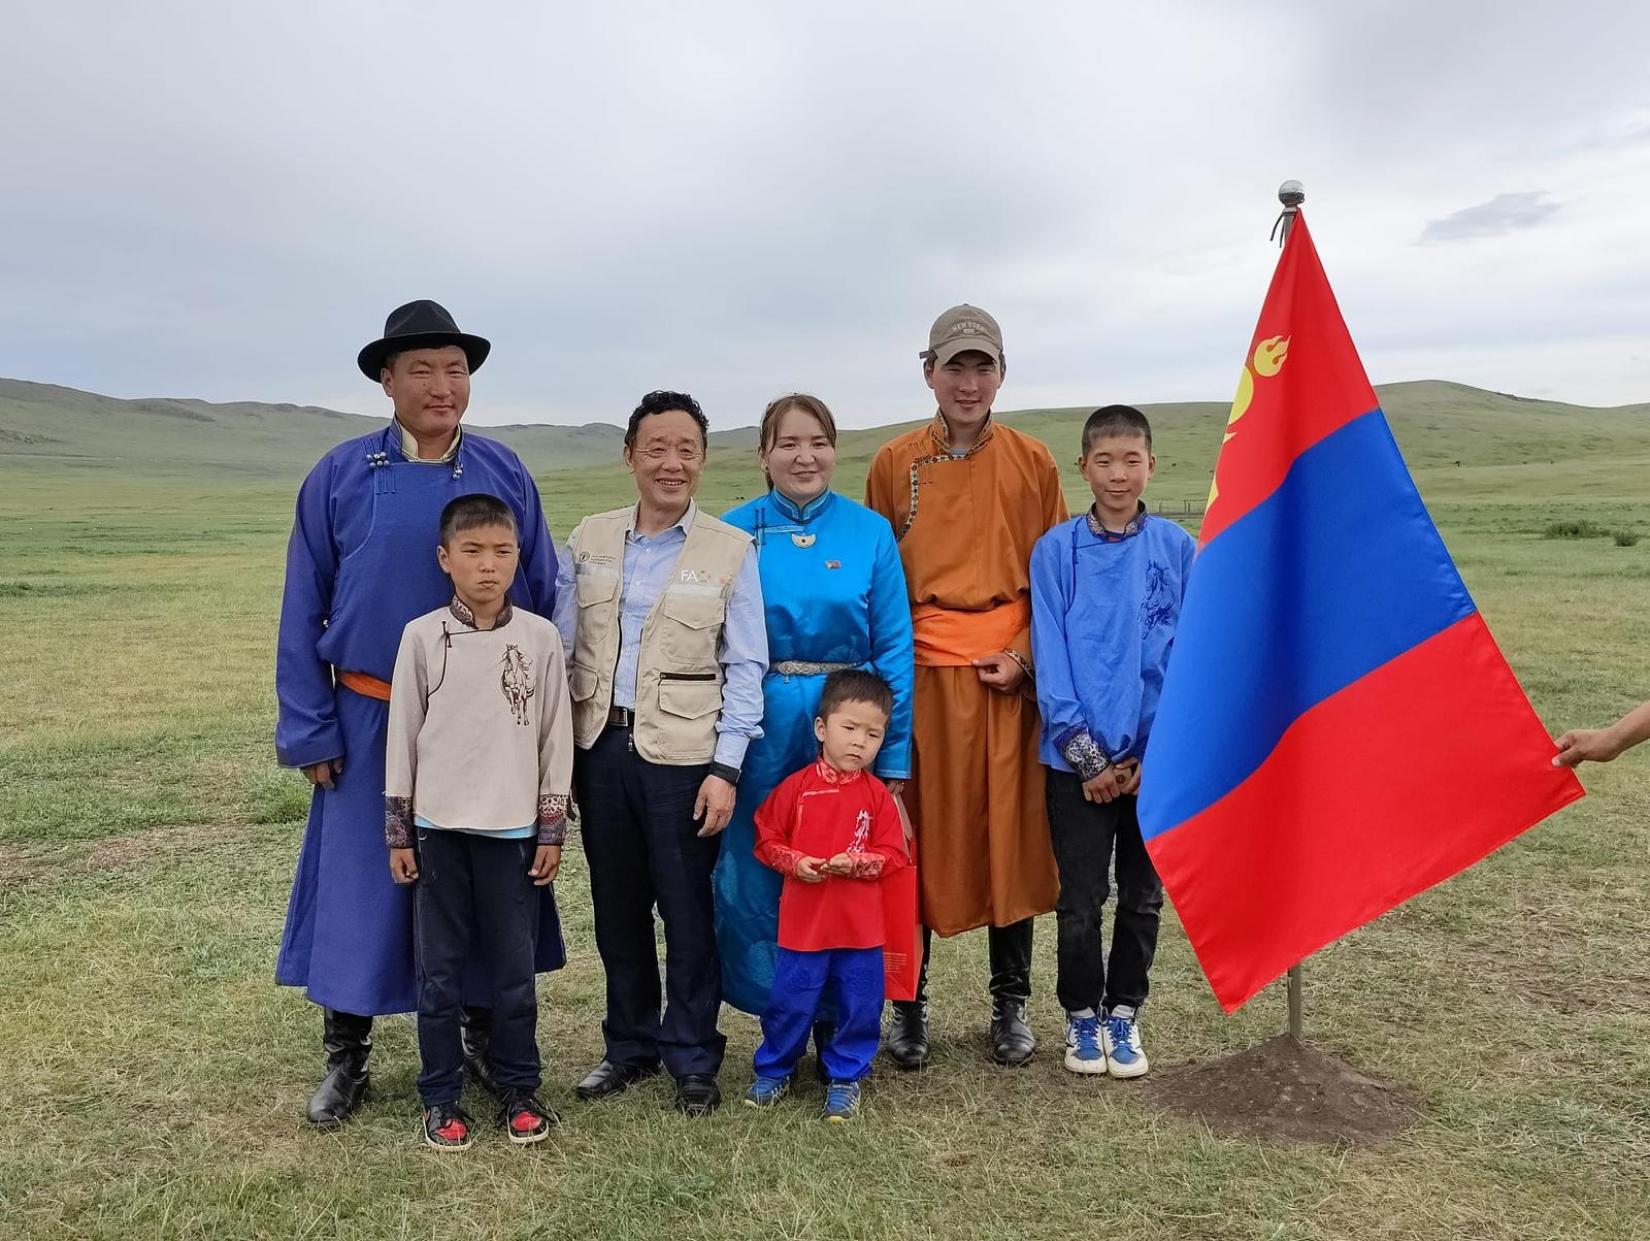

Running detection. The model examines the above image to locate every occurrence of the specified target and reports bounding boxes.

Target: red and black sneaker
[500,1089,558,1146]
[422,1102,474,1151]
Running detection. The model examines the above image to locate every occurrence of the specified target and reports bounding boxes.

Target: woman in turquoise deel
[715,393,915,1018]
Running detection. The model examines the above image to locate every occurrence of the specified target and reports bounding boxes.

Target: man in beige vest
[553,390,767,1117]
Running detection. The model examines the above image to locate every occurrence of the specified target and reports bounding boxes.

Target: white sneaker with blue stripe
[1063,1010,1107,1075]
[1102,1005,1149,1079]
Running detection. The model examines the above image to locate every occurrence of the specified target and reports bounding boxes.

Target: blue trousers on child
[755,946,884,1083]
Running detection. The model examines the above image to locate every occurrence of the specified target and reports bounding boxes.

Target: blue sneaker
[743,1075,791,1107]
[822,1080,861,1123]
[1063,1010,1107,1075]
[1102,1006,1149,1079]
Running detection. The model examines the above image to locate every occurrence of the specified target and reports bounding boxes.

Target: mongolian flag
[1137,212,1584,1012]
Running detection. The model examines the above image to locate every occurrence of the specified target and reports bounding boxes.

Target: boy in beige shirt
[385,494,574,1151]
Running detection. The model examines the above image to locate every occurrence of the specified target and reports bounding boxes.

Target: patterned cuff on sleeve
[845,852,886,880]
[1059,730,1110,782]
[767,845,807,878]
[537,794,569,845]
[385,796,415,849]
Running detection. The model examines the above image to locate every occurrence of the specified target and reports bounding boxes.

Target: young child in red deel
[744,670,911,1122]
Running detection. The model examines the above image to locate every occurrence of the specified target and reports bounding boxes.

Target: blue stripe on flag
[1139,408,1476,839]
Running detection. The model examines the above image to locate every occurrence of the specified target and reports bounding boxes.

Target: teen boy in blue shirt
[1030,405,1196,1078]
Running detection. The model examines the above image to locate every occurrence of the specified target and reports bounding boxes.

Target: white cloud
[1419,192,1562,244]
[2,0,1649,428]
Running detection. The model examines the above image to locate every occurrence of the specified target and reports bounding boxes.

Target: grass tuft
[1543,519,1608,539]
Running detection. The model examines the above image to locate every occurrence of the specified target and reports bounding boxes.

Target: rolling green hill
[0,378,631,477]
[3,377,1647,519]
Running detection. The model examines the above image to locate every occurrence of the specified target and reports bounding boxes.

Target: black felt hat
[357,300,491,380]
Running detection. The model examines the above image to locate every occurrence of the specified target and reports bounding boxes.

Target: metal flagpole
[1274,178,1306,1041]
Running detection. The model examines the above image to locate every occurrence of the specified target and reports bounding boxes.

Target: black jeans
[913,919,1035,1003]
[575,727,725,1079]
[413,830,542,1106]
[1045,770,1164,1014]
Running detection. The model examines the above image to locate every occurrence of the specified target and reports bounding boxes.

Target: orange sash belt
[911,599,1030,667]
[337,670,392,701]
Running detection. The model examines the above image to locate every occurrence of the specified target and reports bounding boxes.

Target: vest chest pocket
[656,591,725,667]
[658,674,723,721]
[576,573,619,607]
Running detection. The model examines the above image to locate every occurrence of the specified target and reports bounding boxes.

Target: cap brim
[930,338,1002,366]
[357,332,491,380]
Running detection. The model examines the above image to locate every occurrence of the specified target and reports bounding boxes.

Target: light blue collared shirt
[554,501,766,771]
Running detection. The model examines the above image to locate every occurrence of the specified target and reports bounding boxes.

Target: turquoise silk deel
[712,489,914,1015]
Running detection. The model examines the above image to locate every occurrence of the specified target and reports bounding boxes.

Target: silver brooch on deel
[790,533,816,548]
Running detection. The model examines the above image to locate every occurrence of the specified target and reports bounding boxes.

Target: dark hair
[816,669,894,723]
[758,393,838,485]
[1081,404,1153,455]
[625,390,709,449]
[439,493,517,546]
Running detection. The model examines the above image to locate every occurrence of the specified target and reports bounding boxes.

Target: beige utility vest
[567,506,752,765]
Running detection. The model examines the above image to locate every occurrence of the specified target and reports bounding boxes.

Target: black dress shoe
[574,1058,661,1101]
[884,1000,930,1070]
[989,997,1036,1067]
[307,1009,373,1127]
[674,1074,721,1117]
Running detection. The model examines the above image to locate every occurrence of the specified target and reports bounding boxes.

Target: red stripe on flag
[1147,612,1583,1012]
[1200,214,1380,545]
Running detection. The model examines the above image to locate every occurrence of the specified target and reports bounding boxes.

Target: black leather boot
[884,1000,930,1070]
[987,918,1035,1066]
[460,1007,501,1099]
[989,997,1036,1067]
[307,1009,372,1127]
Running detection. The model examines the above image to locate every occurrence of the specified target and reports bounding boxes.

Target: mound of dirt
[1143,1034,1418,1146]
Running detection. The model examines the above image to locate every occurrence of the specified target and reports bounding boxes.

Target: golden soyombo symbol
[1208,335,1290,507]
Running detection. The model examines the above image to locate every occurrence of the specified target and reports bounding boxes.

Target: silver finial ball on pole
[1272,180,1306,246]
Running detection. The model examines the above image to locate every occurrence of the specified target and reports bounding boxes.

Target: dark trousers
[1045,770,1164,1014]
[755,947,884,1083]
[413,829,542,1106]
[913,918,1035,1003]
[575,728,725,1079]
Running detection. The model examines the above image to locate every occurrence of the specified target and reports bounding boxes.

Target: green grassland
[1,381,1648,1239]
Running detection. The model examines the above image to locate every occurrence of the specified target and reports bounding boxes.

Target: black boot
[989,997,1036,1067]
[307,1009,372,1127]
[987,919,1035,1066]
[460,1007,501,1099]
[884,1000,930,1070]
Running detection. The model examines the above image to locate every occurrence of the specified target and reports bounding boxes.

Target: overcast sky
[4,1,1648,429]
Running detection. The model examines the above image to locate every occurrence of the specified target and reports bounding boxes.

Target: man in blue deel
[273,301,562,1127]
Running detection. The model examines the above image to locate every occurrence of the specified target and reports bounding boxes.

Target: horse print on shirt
[500,644,535,725]
[1140,560,1176,636]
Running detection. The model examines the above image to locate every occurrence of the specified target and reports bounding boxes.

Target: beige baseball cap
[924,303,1003,365]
